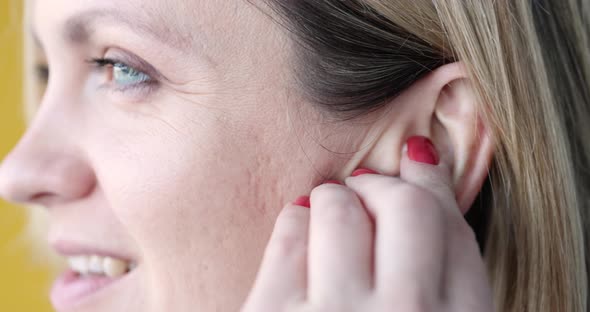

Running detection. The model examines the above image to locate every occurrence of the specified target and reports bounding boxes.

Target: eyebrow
[34,8,191,52]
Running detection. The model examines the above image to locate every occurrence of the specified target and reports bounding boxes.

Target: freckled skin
[0,1,369,311]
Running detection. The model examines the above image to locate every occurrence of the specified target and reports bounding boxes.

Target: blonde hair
[373,1,589,311]
[267,0,589,311]
[23,0,590,310]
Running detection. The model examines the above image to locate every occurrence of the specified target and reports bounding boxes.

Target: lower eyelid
[108,80,160,100]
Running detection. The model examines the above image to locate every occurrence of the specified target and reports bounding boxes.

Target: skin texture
[243,153,494,312]
[0,1,495,311]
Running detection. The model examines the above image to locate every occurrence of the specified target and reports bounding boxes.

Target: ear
[341,62,495,215]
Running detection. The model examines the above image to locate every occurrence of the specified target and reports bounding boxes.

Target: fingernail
[324,180,342,185]
[351,168,379,177]
[406,136,439,165]
[293,196,310,208]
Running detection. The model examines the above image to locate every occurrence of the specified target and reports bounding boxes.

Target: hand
[241,137,494,312]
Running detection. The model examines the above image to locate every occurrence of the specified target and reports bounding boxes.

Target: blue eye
[88,57,155,90]
[112,63,152,86]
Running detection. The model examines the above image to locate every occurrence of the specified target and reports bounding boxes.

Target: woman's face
[0,1,370,311]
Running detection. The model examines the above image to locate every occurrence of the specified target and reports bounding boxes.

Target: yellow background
[0,1,55,311]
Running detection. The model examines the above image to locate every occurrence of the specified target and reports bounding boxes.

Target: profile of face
[0,0,362,311]
[0,0,492,311]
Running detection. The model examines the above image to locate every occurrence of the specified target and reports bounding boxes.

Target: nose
[0,119,96,209]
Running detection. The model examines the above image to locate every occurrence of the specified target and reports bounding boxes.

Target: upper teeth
[68,255,135,278]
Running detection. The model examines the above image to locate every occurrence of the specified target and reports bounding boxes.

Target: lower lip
[50,269,127,311]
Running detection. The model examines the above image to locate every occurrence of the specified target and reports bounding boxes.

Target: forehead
[30,0,236,50]
[28,0,286,76]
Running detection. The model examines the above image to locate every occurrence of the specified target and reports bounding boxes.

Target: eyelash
[86,57,158,94]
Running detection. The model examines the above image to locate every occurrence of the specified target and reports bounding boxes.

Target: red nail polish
[351,168,379,177]
[406,136,439,165]
[293,196,310,208]
[324,180,342,185]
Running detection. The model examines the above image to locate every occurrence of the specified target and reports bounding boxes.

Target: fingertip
[400,137,454,198]
[292,196,310,208]
[400,147,452,177]
[351,168,379,177]
[342,173,370,190]
[400,136,452,175]
[273,203,311,237]
[405,136,440,166]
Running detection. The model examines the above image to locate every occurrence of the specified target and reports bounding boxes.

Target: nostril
[0,164,59,206]
[31,192,52,201]
[29,192,61,208]
[0,150,97,207]
[30,192,55,202]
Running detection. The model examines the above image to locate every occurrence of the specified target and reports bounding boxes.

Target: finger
[444,220,494,311]
[308,183,374,302]
[399,138,458,217]
[344,174,446,299]
[243,204,309,310]
[400,138,493,309]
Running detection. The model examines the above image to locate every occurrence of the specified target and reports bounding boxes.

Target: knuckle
[310,184,364,225]
[384,184,444,217]
[320,205,359,227]
[379,287,436,312]
[268,207,308,259]
[267,228,306,260]
[363,176,400,197]
[400,184,439,206]
[276,205,308,229]
[310,183,353,201]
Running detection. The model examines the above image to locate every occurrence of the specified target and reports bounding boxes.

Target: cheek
[91,119,271,303]
[85,87,335,306]
[90,106,307,272]
[101,123,251,250]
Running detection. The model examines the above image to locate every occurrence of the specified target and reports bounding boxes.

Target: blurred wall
[0,0,55,311]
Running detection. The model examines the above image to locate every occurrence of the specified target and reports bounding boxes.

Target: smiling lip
[49,240,138,311]
[50,269,129,311]
[51,240,135,262]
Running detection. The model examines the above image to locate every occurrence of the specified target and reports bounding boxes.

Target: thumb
[399,136,459,215]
